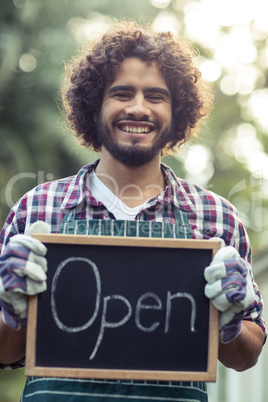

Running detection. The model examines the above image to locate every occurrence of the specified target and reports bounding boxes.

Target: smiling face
[96,57,173,167]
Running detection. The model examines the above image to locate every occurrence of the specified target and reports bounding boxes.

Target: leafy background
[0,0,268,400]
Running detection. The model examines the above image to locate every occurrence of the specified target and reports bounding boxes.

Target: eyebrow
[108,85,170,98]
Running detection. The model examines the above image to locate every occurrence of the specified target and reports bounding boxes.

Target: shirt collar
[157,163,196,212]
[60,160,99,211]
[61,160,196,213]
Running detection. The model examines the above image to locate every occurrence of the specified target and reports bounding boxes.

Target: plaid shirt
[0,160,266,369]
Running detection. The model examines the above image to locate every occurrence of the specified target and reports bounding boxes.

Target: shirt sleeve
[0,201,27,370]
[0,198,27,254]
[194,184,267,341]
[235,219,267,340]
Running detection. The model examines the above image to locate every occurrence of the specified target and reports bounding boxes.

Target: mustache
[113,115,161,128]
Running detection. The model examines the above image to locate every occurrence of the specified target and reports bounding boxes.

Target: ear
[93,112,98,123]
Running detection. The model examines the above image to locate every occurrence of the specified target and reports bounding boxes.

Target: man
[0,21,266,402]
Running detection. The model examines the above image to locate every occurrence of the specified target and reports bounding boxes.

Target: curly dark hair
[61,20,214,153]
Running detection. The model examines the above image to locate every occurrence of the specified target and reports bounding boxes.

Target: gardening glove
[0,221,50,330]
[204,246,255,343]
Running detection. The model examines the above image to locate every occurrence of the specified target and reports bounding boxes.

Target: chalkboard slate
[26,235,221,381]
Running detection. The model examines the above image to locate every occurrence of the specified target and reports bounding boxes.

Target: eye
[146,93,167,103]
[113,92,132,100]
[148,95,164,102]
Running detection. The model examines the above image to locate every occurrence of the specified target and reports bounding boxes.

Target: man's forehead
[105,57,170,93]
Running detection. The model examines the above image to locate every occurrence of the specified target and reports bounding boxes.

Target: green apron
[21,208,208,402]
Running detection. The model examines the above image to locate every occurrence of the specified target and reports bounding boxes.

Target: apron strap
[174,208,191,239]
[60,209,76,234]
[60,208,191,239]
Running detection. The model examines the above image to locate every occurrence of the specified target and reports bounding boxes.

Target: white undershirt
[86,171,148,220]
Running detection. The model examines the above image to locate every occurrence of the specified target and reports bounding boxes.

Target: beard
[96,116,174,167]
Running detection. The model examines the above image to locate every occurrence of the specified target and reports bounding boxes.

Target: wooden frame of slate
[26,235,221,382]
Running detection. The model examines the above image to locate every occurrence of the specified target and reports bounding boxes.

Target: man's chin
[96,118,174,167]
[105,143,160,167]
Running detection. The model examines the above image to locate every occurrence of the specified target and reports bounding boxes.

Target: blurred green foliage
[1,0,268,253]
[0,368,25,401]
[0,0,268,400]
[0,0,159,221]
[0,1,158,400]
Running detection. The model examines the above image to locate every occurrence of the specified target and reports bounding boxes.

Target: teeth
[121,126,150,133]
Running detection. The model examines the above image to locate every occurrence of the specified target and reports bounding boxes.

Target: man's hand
[0,222,50,330]
[204,246,255,343]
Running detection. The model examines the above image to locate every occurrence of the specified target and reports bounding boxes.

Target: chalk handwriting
[135,292,162,332]
[51,257,101,332]
[165,291,196,333]
[90,295,132,360]
[50,257,197,360]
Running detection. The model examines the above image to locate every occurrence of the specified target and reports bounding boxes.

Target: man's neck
[95,149,165,208]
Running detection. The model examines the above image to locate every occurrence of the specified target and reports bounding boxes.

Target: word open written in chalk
[50,257,197,360]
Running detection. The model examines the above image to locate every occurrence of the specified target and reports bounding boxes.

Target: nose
[124,93,151,120]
